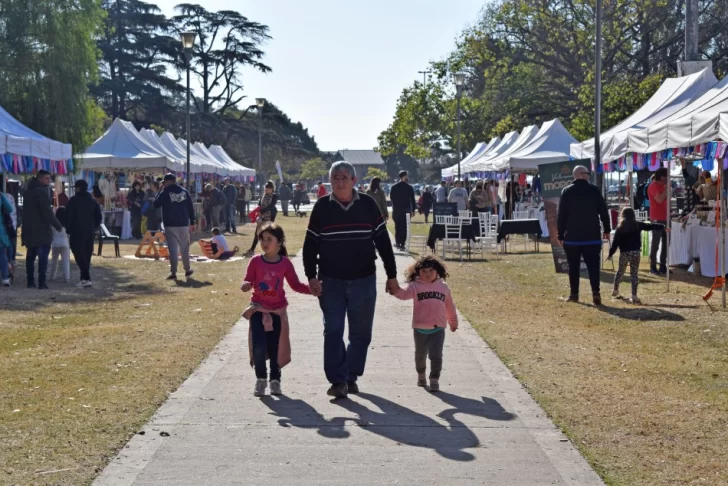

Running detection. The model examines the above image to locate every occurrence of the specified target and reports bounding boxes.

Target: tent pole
[666,162,671,293]
[721,168,726,308]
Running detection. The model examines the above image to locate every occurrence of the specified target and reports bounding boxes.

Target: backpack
[635,181,651,209]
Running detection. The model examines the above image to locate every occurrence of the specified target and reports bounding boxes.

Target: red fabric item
[648,182,667,220]
[518,173,527,186]
[248,206,261,222]
[317,185,327,198]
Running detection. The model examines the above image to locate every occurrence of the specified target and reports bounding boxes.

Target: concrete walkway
[95,253,603,485]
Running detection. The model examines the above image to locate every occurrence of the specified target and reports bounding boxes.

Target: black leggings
[564,244,601,297]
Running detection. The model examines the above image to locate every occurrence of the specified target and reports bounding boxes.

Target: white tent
[0,105,72,161]
[194,142,249,177]
[76,119,181,172]
[489,119,576,172]
[161,134,220,174]
[208,145,256,177]
[441,138,500,179]
[470,126,540,173]
[627,74,728,155]
[571,69,717,163]
[463,131,520,174]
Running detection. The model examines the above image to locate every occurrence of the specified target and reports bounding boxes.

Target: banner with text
[538,159,590,273]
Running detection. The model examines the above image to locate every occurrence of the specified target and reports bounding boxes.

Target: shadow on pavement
[260,395,351,439]
[433,392,516,423]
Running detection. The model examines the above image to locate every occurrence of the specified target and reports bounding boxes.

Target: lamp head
[454,72,466,87]
[256,98,266,108]
[181,32,196,50]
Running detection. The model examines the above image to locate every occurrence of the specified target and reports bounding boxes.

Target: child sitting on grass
[202,227,239,260]
[393,255,458,392]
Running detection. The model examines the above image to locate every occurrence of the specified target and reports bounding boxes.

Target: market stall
[441,138,500,179]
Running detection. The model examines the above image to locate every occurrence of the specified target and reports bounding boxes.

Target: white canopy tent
[489,119,577,172]
[161,134,220,174]
[194,142,249,177]
[571,69,717,163]
[76,119,181,172]
[469,126,539,173]
[0,105,72,162]
[208,144,256,177]
[441,137,500,179]
[463,131,520,174]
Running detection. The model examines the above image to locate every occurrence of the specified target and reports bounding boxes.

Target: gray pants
[414,329,445,379]
[211,205,223,228]
[165,226,191,275]
[281,200,289,216]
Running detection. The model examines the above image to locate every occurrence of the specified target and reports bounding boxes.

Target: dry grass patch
[0,216,309,485]
[431,246,728,485]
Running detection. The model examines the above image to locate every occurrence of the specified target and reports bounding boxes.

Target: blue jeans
[26,244,51,286]
[319,274,377,384]
[0,246,9,279]
[225,204,237,232]
[250,312,282,381]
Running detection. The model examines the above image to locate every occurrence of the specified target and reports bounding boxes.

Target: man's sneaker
[417,373,427,387]
[1,279,9,287]
[560,294,578,303]
[611,289,620,298]
[346,381,359,394]
[592,294,602,306]
[326,383,348,399]
[429,379,440,392]
[38,283,49,290]
[254,378,267,397]
[185,269,194,278]
[82,280,93,288]
[658,265,667,274]
[166,273,177,280]
[630,296,642,305]
[27,282,35,289]
[269,380,282,396]
[650,267,660,275]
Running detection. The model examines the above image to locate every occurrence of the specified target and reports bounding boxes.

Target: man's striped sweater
[303,191,397,281]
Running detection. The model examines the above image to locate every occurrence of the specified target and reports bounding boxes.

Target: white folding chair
[636,210,648,222]
[458,210,472,220]
[435,215,447,225]
[513,210,530,220]
[405,213,427,254]
[473,212,497,257]
[442,216,463,261]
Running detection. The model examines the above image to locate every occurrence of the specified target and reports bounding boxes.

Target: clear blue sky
[153,0,484,151]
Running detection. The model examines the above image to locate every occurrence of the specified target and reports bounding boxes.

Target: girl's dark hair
[132,181,141,189]
[405,254,449,282]
[370,177,381,192]
[55,206,67,229]
[616,207,638,233]
[258,222,288,257]
[265,180,275,190]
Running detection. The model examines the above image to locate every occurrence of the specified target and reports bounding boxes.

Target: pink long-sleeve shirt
[394,279,458,330]
[243,255,311,309]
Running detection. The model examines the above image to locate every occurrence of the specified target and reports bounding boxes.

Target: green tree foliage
[94,0,182,123]
[299,157,329,181]
[0,0,105,151]
[365,167,388,181]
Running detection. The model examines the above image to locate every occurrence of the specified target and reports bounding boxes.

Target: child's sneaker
[611,288,620,298]
[417,373,427,387]
[629,296,642,305]
[254,378,267,396]
[429,379,440,392]
[269,380,282,395]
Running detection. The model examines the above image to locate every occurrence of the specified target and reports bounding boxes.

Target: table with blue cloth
[497,219,542,253]
[427,218,481,252]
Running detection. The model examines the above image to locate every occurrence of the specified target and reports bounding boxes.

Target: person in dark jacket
[420,186,435,223]
[205,184,226,231]
[245,181,278,255]
[22,171,63,289]
[127,181,145,239]
[278,182,292,217]
[292,183,306,213]
[222,178,238,233]
[144,180,163,232]
[66,180,102,287]
[389,170,417,250]
[154,173,195,280]
[557,165,611,305]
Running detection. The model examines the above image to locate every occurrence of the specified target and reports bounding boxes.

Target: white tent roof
[208,145,256,177]
[626,74,728,155]
[441,138,500,178]
[469,127,539,173]
[194,142,248,177]
[178,137,230,175]
[161,134,220,174]
[571,69,717,163]
[489,119,576,172]
[76,119,180,171]
[0,105,72,161]
[463,131,520,174]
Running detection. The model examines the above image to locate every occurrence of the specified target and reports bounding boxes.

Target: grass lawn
[0,216,309,486]
[406,209,728,485]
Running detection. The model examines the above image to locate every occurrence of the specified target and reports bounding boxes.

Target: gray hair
[573,165,589,177]
[329,161,356,180]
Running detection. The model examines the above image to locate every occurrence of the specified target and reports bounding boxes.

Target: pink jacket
[394,279,458,331]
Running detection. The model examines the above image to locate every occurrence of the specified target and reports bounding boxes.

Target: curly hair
[404,254,449,282]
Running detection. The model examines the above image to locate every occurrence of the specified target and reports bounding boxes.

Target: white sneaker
[77,280,93,288]
[1,279,9,287]
[76,280,87,288]
[269,380,282,395]
[254,378,267,396]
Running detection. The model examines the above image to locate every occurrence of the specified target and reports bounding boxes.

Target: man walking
[22,170,63,289]
[65,180,102,287]
[278,182,292,217]
[222,178,238,233]
[235,182,246,224]
[154,174,195,280]
[389,170,417,250]
[448,180,469,211]
[205,184,226,231]
[557,165,611,305]
[303,161,399,399]
[435,180,448,203]
[647,167,669,274]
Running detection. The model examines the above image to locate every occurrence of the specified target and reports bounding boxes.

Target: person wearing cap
[65,179,102,287]
[557,165,611,305]
[154,174,195,280]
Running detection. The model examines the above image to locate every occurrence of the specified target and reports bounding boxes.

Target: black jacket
[153,184,196,228]
[21,178,62,247]
[66,190,102,240]
[209,188,226,207]
[390,180,416,214]
[222,184,237,205]
[557,179,611,242]
[609,222,664,258]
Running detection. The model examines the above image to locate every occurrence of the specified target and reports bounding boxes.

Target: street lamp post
[454,72,466,181]
[256,98,266,191]
[181,32,196,192]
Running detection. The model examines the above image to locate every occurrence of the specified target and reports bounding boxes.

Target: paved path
[95,253,603,485]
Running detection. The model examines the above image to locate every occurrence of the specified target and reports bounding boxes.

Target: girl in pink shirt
[241,223,310,396]
[394,255,458,392]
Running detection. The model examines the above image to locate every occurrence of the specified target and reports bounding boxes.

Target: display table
[516,203,549,238]
[427,218,480,250]
[497,219,542,243]
[103,209,132,240]
[669,223,728,277]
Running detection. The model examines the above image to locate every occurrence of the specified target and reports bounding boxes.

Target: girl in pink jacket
[394,255,458,392]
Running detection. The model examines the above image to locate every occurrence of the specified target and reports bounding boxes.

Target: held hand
[665,227,672,233]
[309,279,323,297]
[602,233,611,241]
[385,278,400,295]
[189,224,195,234]
[241,281,252,292]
